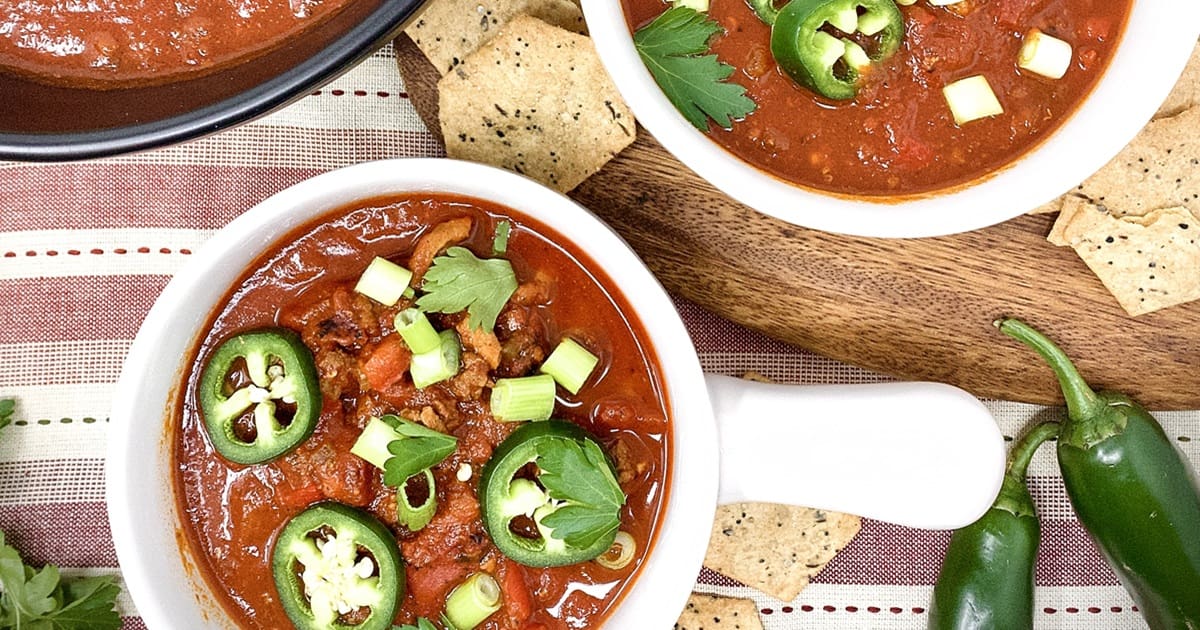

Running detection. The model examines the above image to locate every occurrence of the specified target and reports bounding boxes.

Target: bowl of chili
[583,0,1199,237]
[0,0,424,161]
[107,158,1005,628]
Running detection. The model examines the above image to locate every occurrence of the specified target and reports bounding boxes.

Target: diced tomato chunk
[278,483,324,507]
[406,561,472,617]
[361,336,411,391]
[500,559,534,623]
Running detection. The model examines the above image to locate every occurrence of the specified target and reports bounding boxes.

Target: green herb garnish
[492,221,511,256]
[0,531,121,629]
[382,415,458,486]
[537,438,625,548]
[0,399,13,433]
[393,618,440,630]
[633,6,756,130]
[416,247,517,331]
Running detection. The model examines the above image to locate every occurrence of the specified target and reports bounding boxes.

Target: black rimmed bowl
[0,0,425,162]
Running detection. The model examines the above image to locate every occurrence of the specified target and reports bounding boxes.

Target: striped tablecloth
[2,44,1197,629]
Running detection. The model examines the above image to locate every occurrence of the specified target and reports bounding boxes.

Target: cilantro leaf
[382,418,458,486]
[634,6,756,130]
[0,531,121,629]
[536,438,626,548]
[0,399,14,433]
[416,247,517,331]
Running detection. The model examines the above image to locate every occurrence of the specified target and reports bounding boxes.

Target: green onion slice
[394,308,440,354]
[350,416,402,470]
[353,257,413,307]
[411,330,462,389]
[398,468,437,531]
[444,572,502,630]
[540,338,599,395]
[491,374,556,422]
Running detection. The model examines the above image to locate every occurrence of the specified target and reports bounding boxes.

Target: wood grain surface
[394,34,1200,410]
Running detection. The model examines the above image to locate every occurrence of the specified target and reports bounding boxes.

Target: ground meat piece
[411,406,448,434]
[455,318,501,370]
[511,270,553,306]
[608,432,653,489]
[495,305,548,378]
[447,352,491,401]
[315,450,375,507]
[409,217,473,283]
[316,349,358,402]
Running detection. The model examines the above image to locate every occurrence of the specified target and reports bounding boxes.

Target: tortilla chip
[1073,107,1200,218]
[437,16,637,193]
[675,594,764,630]
[1047,194,1089,246]
[1156,42,1199,119]
[405,0,585,74]
[704,503,861,602]
[1050,199,1200,316]
[1028,196,1065,215]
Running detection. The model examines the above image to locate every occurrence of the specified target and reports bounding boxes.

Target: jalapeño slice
[769,0,905,100]
[478,420,626,567]
[272,503,404,630]
[198,328,321,464]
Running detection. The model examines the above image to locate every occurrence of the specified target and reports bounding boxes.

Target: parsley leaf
[634,6,756,131]
[416,247,517,331]
[536,438,626,548]
[0,531,121,629]
[382,416,458,486]
[0,399,14,433]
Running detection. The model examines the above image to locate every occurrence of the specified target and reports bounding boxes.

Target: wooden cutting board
[394,34,1200,410]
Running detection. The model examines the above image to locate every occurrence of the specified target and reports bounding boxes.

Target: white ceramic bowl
[582,0,1200,237]
[107,159,1004,628]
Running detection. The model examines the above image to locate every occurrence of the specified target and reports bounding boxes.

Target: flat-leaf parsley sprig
[0,531,122,629]
[633,6,756,130]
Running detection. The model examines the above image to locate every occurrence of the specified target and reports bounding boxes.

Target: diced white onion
[353,257,413,307]
[456,462,473,482]
[928,0,966,5]
[1018,28,1072,80]
[671,0,708,11]
[942,75,1004,125]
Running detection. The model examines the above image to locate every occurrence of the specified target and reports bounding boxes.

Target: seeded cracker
[675,594,764,630]
[705,503,862,602]
[438,16,636,193]
[1070,106,1200,218]
[406,0,585,75]
[1050,196,1200,316]
[1156,42,1199,119]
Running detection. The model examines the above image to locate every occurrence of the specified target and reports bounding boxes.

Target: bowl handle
[704,374,1005,530]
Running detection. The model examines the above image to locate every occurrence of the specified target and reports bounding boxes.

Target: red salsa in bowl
[623,0,1132,196]
[174,193,670,629]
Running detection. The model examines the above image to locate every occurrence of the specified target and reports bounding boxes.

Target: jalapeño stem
[996,318,1102,422]
[996,421,1059,518]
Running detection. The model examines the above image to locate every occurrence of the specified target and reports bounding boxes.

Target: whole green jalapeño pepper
[929,421,1059,630]
[478,420,626,568]
[272,503,405,630]
[767,0,904,100]
[998,318,1200,628]
[199,328,322,465]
